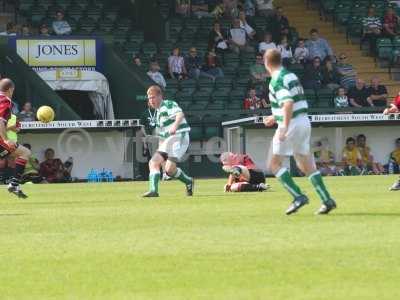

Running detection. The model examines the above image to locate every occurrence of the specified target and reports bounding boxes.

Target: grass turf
[0,176,399,300]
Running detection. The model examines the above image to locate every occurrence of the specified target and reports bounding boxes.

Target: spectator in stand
[366,77,388,107]
[20,24,31,36]
[294,39,309,64]
[18,102,36,122]
[185,47,202,79]
[255,0,274,17]
[39,24,51,36]
[133,55,146,72]
[348,78,369,107]
[208,22,229,54]
[239,10,256,39]
[386,138,400,174]
[243,0,256,17]
[176,0,190,17]
[274,6,290,41]
[243,88,268,110]
[202,50,224,80]
[168,47,186,80]
[383,7,400,37]
[191,0,211,18]
[52,11,71,35]
[322,57,340,90]
[357,134,384,175]
[362,7,382,55]
[21,144,43,183]
[342,137,363,176]
[336,53,357,89]
[229,18,253,53]
[303,56,323,89]
[0,22,17,36]
[277,35,293,67]
[384,92,400,114]
[39,148,72,183]
[147,61,166,89]
[227,0,241,19]
[250,52,268,84]
[334,87,349,108]
[305,28,334,62]
[258,32,276,54]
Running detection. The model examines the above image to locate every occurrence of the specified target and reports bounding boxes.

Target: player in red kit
[220,152,269,192]
[0,78,31,198]
[384,94,400,190]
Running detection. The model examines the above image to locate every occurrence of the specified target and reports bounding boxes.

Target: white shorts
[272,115,311,156]
[158,132,190,161]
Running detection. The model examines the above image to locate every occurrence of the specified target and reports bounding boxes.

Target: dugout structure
[222,113,400,174]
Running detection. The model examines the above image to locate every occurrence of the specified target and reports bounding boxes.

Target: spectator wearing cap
[305,28,334,62]
[147,61,166,89]
[0,22,17,36]
[348,78,369,107]
[366,77,388,107]
[52,11,71,35]
[39,24,51,36]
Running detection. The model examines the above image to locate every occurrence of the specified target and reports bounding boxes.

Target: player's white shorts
[158,132,190,161]
[273,115,311,156]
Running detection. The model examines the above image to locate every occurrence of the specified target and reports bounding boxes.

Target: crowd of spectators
[313,135,399,176]
[0,11,72,37]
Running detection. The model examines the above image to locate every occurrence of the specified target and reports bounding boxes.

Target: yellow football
[37,106,55,123]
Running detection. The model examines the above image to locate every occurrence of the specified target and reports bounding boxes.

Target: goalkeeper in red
[0,78,31,198]
[263,49,336,215]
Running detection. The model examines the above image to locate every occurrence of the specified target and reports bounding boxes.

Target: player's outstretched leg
[275,167,309,215]
[168,165,194,196]
[389,177,400,191]
[8,145,31,199]
[309,171,337,214]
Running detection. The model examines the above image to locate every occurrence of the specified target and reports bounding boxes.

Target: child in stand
[334,87,349,108]
[294,39,309,64]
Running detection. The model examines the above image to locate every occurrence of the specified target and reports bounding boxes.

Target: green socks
[275,168,303,198]
[309,171,332,204]
[173,168,193,185]
[149,172,160,193]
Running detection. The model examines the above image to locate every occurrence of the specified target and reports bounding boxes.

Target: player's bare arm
[169,111,184,135]
[279,101,294,141]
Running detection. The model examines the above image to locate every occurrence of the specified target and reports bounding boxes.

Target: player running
[220,152,269,192]
[142,85,194,197]
[384,93,400,191]
[263,49,336,215]
[0,78,31,198]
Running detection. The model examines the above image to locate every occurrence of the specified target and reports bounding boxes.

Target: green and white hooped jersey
[269,67,308,123]
[156,99,190,139]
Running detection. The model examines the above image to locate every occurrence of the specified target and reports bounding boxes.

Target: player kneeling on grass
[263,49,336,215]
[220,152,269,192]
[0,78,31,198]
[142,85,194,198]
[384,94,400,191]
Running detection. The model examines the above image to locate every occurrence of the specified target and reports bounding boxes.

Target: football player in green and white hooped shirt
[263,49,337,215]
[142,85,194,197]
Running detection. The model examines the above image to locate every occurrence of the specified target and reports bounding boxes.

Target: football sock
[12,158,27,184]
[149,171,160,193]
[309,171,332,204]
[275,168,303,198]
[172,168,192,185]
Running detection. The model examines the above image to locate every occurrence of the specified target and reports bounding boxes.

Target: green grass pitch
[1,176,400,300]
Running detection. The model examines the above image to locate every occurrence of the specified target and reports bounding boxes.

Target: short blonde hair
[147,85,163,95]
[264,49,282,68]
